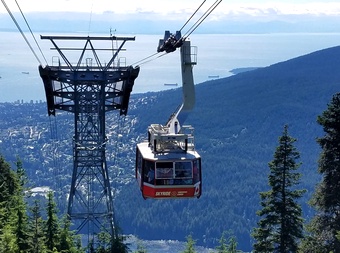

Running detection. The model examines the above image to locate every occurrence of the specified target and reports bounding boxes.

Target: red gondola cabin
[136,140,202,199]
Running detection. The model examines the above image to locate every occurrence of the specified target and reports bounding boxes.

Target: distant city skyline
[1,1,340,103]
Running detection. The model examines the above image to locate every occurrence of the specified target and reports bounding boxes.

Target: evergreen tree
[252,125,305,253]
[252,212,274,253]
[0,155,83,252]
[181,234,197,253]
[215,232,228,253]
[0,224,18,253]
[96,230,113,253]
[134,238,148,253]
[45,191,60,252]
[300,93,340,252]
[28,200,47,253]
[226,235,239,253]
[0,155,17,228]
[59,216,84,253]
[93,227,129,253]
[215,231,242,253]
[13,158,31,252]
[15,157,28,189]
[0,155,31,252]
[111,233,130,253]
[14,195,30,252]
[111,225,130,253]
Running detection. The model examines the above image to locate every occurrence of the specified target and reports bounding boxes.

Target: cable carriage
[136,33,202,199]
[135,0,223,199]
[157,31,183,53]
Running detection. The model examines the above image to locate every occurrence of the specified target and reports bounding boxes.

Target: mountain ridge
[120,45,340,251]
[1,45,340,252]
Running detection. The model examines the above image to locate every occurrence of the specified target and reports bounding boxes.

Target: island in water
[230,67,259,75]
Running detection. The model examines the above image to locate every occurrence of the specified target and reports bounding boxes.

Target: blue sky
[1,0,340,33]
[1,0,340,17]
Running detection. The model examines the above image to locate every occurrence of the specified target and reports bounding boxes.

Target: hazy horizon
[1,0,340,34]
[1,0,340,102]
[1,33,340,103]
[1,11,340,35]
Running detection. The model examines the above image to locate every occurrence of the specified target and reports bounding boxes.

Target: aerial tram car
[135,31,202,199]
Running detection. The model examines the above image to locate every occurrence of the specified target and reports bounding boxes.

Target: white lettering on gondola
[156,192,171,196]
[155,190,189,197]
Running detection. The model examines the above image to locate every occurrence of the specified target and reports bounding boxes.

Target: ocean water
[1,32,340,102]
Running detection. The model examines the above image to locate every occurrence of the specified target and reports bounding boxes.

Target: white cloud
[1,0,340,16]
[1,0,340,23]
[219,2,340,17]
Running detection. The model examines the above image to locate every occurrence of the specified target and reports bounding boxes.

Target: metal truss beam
[39,35,139,247]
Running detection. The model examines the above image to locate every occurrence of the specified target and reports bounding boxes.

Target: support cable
[179,0,207,32]
[48,116,65,211]
[130,1,207,66]
[132,52,168,67]
[110,114,128,201]
[132,0,221,66]
[1,0,42,65]
[132,52,159,66]
[14,0,48,65]
[181,0,222,40]
[88,1,94,36]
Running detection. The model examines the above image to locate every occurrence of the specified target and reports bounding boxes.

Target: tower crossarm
[41,35,135,71]
[39,65,140,115]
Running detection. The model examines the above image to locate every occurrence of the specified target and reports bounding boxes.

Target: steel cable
[132,0,222,66]
[182,0,222,40]
[179,0,207,32]
[14,0,48,65]
[1,0,43,65]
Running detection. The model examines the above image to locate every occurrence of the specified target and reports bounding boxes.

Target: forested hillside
[1,46,340,252]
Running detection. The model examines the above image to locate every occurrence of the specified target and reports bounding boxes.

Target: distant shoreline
[2,28,340,35]
[230,67,259,75]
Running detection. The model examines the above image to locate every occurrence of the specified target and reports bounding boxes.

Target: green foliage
[94,231,113,253]
[111,225,130,253]
[215,231,241,253]
[215,232,229,253]
[59,216,84,253]
[0,156,31,252]
[92,227,129,253]
[0,155,17,223]
[13,157,31,252]
[226,236,238,253]
[3,47,340,251]
[28,200,48,253]
[0,224,18,253]
[181,234,197,253]
[15,157,28,189]
[252,216,274,253]
[134,238,148,253]
[14,196,30,252]
[0,155,85,253]
[252,125,306,252]
[45,191,60,252]
[111,234,130,253]
[300,93,340,252]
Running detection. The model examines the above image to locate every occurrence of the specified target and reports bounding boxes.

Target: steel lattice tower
[39,35,139,244]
